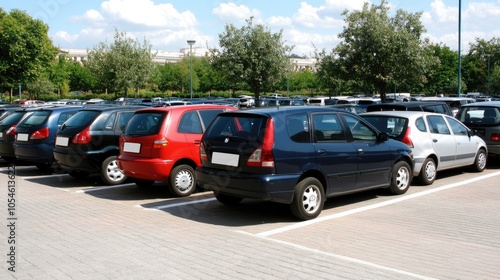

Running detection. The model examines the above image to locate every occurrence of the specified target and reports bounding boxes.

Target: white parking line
[143,197,216,210]
[238,231,438,280]
[256,170,500,237]
[76,183,137,193]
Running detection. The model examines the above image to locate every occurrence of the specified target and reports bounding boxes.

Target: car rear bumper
[117,155,173,181]
[53,149,100,173]
[14,143,55,163]
[196,167,299,204]
[0,141,15,157]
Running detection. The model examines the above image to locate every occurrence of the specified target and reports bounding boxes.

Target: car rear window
[204,114,267,142]
[0,112,30,126]
[125,112,166,136]
[63,110,100,129]
[457,106,500,125]
[19,111,51,127]
[363,116,408,139]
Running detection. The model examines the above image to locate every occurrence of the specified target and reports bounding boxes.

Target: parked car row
[1,100,497,221]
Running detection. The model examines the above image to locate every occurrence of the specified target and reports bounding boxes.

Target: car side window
[286,113,310,143]
[415,117,427,132]
[199,109,223,130]
[427,115,450,134]
[58,112,76,127]
[312,113,345,141]
[178,111,203,134]
[104,113,117,131]
[118,111,135,132]
[446,116,468,136]
[344,114,377,141]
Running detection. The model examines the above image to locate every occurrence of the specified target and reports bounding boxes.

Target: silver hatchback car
[361,111,488,185]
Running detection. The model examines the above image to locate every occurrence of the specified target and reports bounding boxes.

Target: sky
[3,0,500,56]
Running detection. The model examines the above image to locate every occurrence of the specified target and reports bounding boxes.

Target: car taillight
[492,134,500,141]
[401,126,414,148]
[200,143,208,161]
[5,125,16,136]
[153,137,168,148]
[246,118,275,168]
[72,126,91,144]
[31,127,50,140]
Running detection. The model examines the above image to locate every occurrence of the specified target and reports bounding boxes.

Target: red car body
[117,104,237,196]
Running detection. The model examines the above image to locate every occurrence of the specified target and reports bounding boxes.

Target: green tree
[333,0,436,101]
[210,17,293,105]
[26,76,54,99]
[423,43,458,96]
[68,61,96,92]
[289,70,318,96]
[462,37,500,95]
[86,29,156,96]
[0,8,58,96]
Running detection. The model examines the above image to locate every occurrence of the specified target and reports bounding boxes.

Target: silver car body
[361,111,487,184]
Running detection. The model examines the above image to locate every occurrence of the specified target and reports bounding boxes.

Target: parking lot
[2,158,500,279]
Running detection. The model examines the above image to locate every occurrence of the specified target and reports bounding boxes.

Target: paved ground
[1,159,500,279]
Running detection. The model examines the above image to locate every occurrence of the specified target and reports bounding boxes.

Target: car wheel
[418,157,436,185]
[471,149,487,172]
[389,161,412,195]
[135,179,155,188]
[69,170,89,179]
[290,177,325,220]
[215,192,243,205]
[100,156,127,185]
[168,164,196,197]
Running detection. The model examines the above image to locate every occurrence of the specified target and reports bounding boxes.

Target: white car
[361,111,488,185]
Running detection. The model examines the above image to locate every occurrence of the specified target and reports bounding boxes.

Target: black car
[14,106,82,170]
[53,105,142,184]
[366,101,453,116]
[196,106,414,220]
[0,108,39,163]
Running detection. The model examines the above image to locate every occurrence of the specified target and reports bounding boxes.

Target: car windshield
[457,107,500,125]
[125,112,166,136]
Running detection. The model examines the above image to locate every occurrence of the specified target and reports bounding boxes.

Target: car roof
[79,105,143,112]
[460,101,500,107]
[360,110,446,118]
[134,103,236,113]
[225,105,349,117]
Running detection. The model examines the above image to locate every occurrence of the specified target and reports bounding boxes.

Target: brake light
[401,126,414,148]
[153,137,168,148]
[5,125,16,136]
[492,134,500,142]
[31,127,50,140]
[246,118,275,168]
[72,126,91,144]
[200,143,208,161]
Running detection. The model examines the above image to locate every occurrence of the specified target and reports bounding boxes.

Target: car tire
[69,170,89,179]
[135,179,155,188]
[389,161,412,195]
[471,149,487,172]
[100,156,127,185]
[418,157,436,185]
[290,177,325,220]
[215,192,243,205]
[168,164,196,197]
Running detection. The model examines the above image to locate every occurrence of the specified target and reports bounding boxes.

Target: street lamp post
[187,40,196,99]
[457,0,462,96]
[486,54,492,95]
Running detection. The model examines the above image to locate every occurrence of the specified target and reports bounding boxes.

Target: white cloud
[323,0,369,12]
[268,16,293,28]
[100,0,197,28]
[212,3,261,23]
[293,2,342,29]
[285,28,340,56]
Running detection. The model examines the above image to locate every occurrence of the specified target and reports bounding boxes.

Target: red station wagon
[117,104,237,197]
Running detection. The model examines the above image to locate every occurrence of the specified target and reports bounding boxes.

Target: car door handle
[357,148,364,154]
[317,149,326,155]
[433,139,438,143]
[194,140,201,145]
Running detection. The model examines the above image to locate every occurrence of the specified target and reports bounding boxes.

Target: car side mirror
[378,131,389,142]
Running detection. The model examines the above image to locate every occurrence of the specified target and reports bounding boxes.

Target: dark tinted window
[63,111,100,128]
[344,115,377,141]
[363,116,407,139]
[104,113,117,131]
[58,112,77,126]
[19,111,50,127]
[199,109,224,129]
[312,113,344,141]
[0,112,30,126]
[118,111,135,132]
[415,117,426,132]
[287,113,310,143]
[125,112,165,136]
[204,114,267,141]
[178,111,203,133]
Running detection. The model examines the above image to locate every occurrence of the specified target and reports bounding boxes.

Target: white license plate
[56,136,69,147]
[17,133,29,141]
[123,142,141,153]
[211,152,239,167]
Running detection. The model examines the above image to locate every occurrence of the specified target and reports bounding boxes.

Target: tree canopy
[210,17,293,103]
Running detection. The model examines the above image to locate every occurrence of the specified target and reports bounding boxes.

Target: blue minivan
[196,106,414,220]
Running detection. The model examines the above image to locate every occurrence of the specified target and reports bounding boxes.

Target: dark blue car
[196,106,414,220]
[14,106,82,170]
[0,108,40,163]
